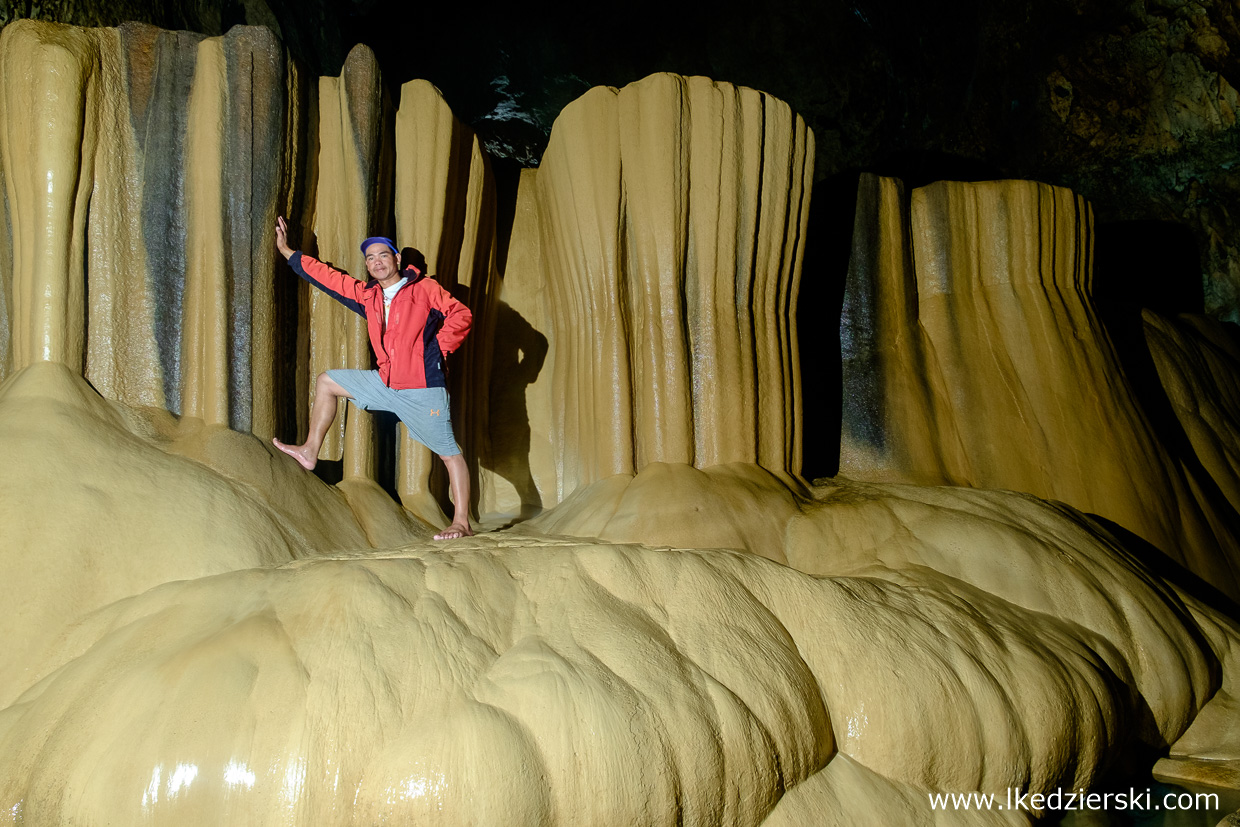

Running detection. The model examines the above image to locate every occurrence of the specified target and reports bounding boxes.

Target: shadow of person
[400,246,428,276]
[482,301,548,524]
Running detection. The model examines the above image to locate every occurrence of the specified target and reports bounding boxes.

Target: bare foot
[433,522,473,540]
[272,438,317,471]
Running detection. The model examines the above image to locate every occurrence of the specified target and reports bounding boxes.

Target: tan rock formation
[0,24,503,511]
[763,753,1025,826]
[1159,595,1240,790]
[0,362,429,708]
[525,462,804,562]
[0,25,811,524]
[474,75,813,516]
[0,21,99,376]
[0,461,1233,823]
[839,174,1240,599]
[294,61,500,528]
[529,73,813,500]
[0,21,292,433]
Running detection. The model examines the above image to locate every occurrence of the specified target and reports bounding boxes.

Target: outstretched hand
[275,216,294,260]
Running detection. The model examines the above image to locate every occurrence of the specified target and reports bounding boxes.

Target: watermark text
[927,787,1218,813]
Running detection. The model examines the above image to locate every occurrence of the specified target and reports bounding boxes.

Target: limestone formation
[474,75,814,515]
[0,22,505,528]
[0,361,429,709]
[0,21,98,378]
[286,52,500,528]
[1,431,1235,823]
[524,462,805,562]
[839,174,1240,600]
[0,20,290,434]
[0,22,810,522]
[529,74,813,500]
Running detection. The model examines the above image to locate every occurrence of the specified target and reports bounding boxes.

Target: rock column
[536,73,814,499]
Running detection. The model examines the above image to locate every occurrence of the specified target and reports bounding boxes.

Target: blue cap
[360,236,399,256]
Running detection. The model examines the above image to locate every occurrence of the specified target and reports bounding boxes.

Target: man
[272,216,474,539]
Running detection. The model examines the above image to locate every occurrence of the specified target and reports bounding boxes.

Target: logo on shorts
[430,408,441,417]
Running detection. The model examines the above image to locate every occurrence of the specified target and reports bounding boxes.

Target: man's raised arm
[275,215,368,316]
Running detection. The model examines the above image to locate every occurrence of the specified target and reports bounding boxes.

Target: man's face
[364,242,399,281]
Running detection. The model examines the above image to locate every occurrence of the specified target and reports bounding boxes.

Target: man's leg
[273,372,352,470]
[434,452,474,539]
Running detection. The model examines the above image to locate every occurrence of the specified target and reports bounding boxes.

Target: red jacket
[290,251,472,389]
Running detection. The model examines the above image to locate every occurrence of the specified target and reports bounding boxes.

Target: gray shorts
[326,369,461,456]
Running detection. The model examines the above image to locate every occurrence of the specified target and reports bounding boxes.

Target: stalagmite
[0,21,98,375]
[276,56,318,442]
[839,175,934,480]
[181,37,232,426]
[176,27,285,433]
[84,25,163,410]
[532,74,813,500]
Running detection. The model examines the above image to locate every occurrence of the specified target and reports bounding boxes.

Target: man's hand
[275,216,294,260]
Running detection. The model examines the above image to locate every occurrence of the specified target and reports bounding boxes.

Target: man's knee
[315,372,343,397]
